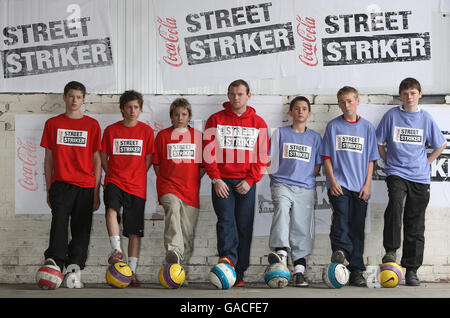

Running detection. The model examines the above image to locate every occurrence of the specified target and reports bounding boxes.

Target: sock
[109,236,122,252]
[276,249,288,257]
[294,264,305,274]
[128,257,138,273]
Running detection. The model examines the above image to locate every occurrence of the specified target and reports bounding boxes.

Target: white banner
[154,0,437,90]
[0,0,116,93]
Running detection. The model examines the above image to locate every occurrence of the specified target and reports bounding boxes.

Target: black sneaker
[405,269,420,286]
[294,272,309,288]
[382,251,396,263]
[349,270,367,287]
[331,250,346,264]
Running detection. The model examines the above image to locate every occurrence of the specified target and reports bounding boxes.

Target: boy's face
[121,99,142,121]
[400,87,422,109]
[338,93,359,119]
[289,100,311,124]
[227,84,251,112]
[63,89,85,113]
[171,106,191,129]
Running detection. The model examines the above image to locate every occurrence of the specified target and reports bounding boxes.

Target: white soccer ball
[322,263,350,289]
[264,263,291,288]
[209,263,236,289]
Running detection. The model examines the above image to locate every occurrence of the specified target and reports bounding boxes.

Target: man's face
[227,84,251,112]
[63,89,85,113]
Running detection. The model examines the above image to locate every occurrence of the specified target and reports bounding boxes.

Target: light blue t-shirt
[376,106,446,184]
[320,115,380,193]
[269,126,322,189]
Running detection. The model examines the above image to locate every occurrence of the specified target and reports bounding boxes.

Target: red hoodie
[204,102,269,187]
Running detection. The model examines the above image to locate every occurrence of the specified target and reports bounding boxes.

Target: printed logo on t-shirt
[167,143,195,159]
[216,125,259,150]
[57,129,88,147]
[113,139,143,156]
[282,143,311,162]
[336,134,364,153]
[393,126,423,145]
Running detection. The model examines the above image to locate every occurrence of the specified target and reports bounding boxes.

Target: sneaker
[165,250,181,264]
[293,272,309,287]
[331,250,346,264]
[218,256,235,268]
[382,251,397,263]
[405,269,420,286]
[108,249,123,264]
[130,273,141,287]
[44,258,60,271]
[64,271,84,289]
[234,280,246,287]
[349,270,367,287]
[268,252,287,266]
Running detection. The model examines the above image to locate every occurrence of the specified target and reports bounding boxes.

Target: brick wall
[1,93,449,284]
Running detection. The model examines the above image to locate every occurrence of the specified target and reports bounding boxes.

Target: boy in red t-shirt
[100,90,154,287]
[40,81,102,288]
[152,98,205,274]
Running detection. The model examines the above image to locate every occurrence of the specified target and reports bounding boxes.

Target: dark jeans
[45,181,94,271]
[328,187,368,271]
[211,178,256,281]
[383,175,430,270]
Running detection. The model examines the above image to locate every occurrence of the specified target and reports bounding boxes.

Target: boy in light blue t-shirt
[267,96,322,287]
[320,86,379,287]
[376,77,446,286]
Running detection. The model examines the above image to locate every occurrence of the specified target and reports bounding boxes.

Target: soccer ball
[322,263,350,289]
[106,262,133,288]
[158,263,185,289]
[209,263,236,289]
[379,262,403,288]
[36,265,63,290]
[264,263,291,288]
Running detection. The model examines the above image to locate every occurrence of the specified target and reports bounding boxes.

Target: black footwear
[405,269,420,286]
[349,270,367,287]
[331,250,346,264]
[293,272,309,287]
[382,251,396,263]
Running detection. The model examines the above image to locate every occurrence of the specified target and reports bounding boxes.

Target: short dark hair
[399,77,422,94]
[228,79,250,94]
[64,81,86,97]
[337,86,359,99]
[119,90,143,111]
[289,96,311,112]
[170,98,192,117]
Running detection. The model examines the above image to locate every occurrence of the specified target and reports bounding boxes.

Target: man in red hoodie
[204,79,269,286]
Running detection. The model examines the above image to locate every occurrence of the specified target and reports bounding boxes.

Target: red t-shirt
[101,120,155,200]
[40,114,101,188]
[152,127,204,208]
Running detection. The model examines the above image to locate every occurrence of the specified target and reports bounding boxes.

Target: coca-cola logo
[157,16,183,67]
[296,15,318,67]
[16,138,39,191]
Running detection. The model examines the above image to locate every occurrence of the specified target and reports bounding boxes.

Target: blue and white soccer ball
[322,263,350,288]
[264,263,291,288]
[209,263,236,289]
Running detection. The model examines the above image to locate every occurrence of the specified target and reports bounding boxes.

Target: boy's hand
[235,180,250,195]
[359,184,371,201]
[329,179,344,196]
[93,194,100,211]
[46,192,51,209]
[214,179,229,199]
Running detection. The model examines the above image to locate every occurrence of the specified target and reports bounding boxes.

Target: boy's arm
[100,151,108,173]
[359,160,374,201]
[377,144,386,161]
[44,148,53,208]
[199,167,206,179]
[146,154,153,171]
[153,164,159,175]
[428,141,447,164]
[314,164,321,177]
[323,158,343,196]
[93,150,102,211]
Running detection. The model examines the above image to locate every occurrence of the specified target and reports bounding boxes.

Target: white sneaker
[268,252,287,266]
[166,250,181,264]
[64,271,84,288]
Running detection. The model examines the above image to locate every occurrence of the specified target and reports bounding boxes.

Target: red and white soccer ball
[36,265,63,290]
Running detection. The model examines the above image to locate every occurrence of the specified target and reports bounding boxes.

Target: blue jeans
[211,178,256,281]
[328,187,368,271]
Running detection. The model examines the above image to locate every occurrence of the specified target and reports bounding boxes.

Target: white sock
[109,236,122,252]
[294,264,305,274]
[128,257,138,273]
[277,249,288,257]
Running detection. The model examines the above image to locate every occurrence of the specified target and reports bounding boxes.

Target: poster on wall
[153,0,437,90]
[0,0,116,93]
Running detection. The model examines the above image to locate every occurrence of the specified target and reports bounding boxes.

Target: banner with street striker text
[0,0,116,93]
[154,0,437,90]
